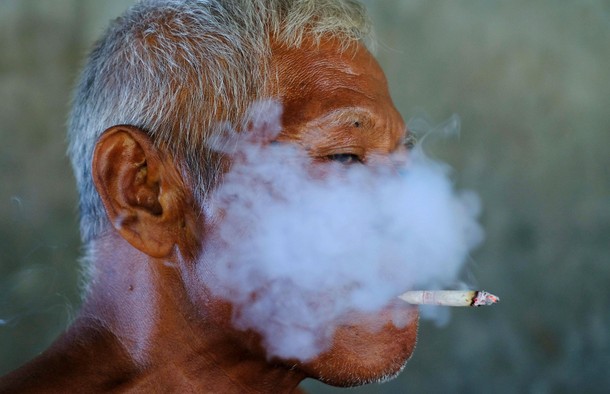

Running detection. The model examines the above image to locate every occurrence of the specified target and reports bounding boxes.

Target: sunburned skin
[273,38,409,163]
[269,37,419,385]
[0,37,418,394]
[177,36,419,389]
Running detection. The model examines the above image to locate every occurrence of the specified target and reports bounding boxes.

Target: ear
[92,125,195,258]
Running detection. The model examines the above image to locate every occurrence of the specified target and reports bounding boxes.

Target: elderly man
[0,0,418,392]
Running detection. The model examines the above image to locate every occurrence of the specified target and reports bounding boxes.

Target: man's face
[267,38,419,386]
[185,37,418,387]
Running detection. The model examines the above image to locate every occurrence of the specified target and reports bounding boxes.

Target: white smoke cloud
[198,101,484,361]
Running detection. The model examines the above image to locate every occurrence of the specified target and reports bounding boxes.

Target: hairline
[67,0,372,288]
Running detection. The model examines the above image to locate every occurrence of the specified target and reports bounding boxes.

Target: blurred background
[1,1,608,392]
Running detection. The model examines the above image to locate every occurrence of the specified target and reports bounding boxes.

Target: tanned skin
[0,37,418,393]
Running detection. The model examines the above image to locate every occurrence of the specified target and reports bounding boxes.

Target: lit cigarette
[398,290,499,307]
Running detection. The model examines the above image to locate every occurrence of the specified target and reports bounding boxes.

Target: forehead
[269,38,405,155]
[271,39,389,115]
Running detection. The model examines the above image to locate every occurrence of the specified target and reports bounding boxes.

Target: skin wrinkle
[259,37,418,386]
[274,39,402,160]
[0,2,420,393]
[70,0,371,246]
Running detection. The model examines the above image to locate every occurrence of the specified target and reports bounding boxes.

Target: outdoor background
[1,1,609,393]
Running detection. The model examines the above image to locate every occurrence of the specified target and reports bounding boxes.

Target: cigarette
[398,290,499,307]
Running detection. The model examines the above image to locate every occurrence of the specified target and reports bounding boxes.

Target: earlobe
[92,125,190,258]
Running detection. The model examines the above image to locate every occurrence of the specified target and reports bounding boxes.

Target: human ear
[92,125,193,258]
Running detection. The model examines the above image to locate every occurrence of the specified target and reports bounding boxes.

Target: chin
[301,306,419,387]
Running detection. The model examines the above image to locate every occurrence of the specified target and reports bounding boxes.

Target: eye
[326,153,362,165]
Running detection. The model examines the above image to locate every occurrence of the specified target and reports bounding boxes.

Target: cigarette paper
[398,290,499,307]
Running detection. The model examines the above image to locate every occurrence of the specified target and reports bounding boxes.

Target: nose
[366,131,412,170]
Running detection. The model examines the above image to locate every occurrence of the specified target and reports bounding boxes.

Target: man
[0,0,418,392]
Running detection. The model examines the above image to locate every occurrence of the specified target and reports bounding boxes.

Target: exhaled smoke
[198,101,484,361]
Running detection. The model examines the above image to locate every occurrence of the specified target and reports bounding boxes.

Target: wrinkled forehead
[270,38,388,100]
[267,37,405,148]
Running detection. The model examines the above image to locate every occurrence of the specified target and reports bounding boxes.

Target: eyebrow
[317,108,375,129]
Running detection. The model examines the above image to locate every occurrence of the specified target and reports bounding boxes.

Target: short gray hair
[68,0,371,246]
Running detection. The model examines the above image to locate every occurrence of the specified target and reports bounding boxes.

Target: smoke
[198,101,484,361]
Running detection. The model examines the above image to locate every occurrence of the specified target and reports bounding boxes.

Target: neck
[0,233,305,393]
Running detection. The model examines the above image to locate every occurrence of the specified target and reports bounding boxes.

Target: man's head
[68,0,417,388]
[69,0,371,248]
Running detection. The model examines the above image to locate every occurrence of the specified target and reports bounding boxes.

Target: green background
[1,1,609,392]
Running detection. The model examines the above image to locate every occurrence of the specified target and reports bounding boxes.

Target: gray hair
[68,0,371,248]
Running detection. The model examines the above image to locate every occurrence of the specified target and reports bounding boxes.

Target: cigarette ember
[398,290,500,307]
